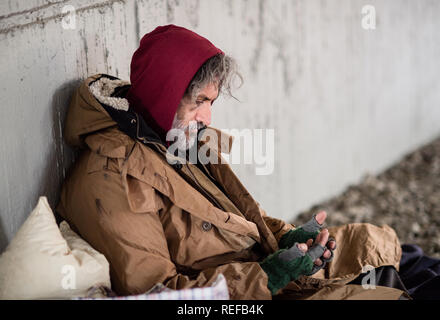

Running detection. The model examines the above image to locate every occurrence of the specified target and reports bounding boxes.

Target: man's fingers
[323,249,331,259]
[314,210,327,225]
[315,228,329,246]
[297,243,308,253]
[314,258,323,266]
[306,239,313,248]
[327,240,336,250]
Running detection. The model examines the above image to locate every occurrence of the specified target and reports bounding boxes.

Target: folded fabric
[76,274,230,300]
[399,244,440,300]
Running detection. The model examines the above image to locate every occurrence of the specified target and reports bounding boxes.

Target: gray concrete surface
[1,0,440,251]
[295,136,440,258]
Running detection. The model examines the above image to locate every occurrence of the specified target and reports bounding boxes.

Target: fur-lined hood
[63,74,233,154]
[63,74,126,148]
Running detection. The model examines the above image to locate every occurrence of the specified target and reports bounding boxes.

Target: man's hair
[184,53,243,102]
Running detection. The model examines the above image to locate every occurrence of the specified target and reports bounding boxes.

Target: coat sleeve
[257,202,296,243]
[94,192,272,299]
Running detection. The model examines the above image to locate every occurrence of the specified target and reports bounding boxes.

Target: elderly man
[56,24,406,299]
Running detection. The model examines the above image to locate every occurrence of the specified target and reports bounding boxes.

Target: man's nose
[195,103,211,126]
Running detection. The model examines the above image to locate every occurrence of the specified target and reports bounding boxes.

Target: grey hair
[184,53,244,103]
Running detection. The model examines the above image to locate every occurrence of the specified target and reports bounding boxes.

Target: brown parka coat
[56,74,407,300]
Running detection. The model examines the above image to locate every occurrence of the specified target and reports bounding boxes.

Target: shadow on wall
[43,79,83,223]
[0,79,82,252]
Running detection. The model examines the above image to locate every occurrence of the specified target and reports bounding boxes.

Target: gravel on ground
[292,135,440,258]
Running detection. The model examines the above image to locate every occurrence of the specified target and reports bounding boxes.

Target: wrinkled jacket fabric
[56,74,405,300]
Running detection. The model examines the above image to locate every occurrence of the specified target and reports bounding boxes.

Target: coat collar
[88,74,234,155]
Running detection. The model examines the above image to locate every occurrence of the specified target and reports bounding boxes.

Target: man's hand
[260,241,326,295]
[304,228,336,269]
[306,211,337,267]
[279,210,337,268]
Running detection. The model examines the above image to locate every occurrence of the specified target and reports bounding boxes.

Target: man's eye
[196,101,203,106]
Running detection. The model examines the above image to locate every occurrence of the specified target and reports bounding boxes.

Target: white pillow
[0,196,111,299]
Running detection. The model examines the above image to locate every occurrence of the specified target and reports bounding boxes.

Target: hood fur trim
[89,76,130,111]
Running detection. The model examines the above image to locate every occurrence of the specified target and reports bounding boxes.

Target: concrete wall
[1,0,440,251]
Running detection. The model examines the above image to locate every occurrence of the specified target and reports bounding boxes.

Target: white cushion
[0,196,111,299]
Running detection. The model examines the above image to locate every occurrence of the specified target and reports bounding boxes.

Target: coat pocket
[86,151,108,174]
[125,174,165,214]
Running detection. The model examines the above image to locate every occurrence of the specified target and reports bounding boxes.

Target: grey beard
[170,115,204,151]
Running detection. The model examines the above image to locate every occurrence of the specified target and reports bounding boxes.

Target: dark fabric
[348,265,409,294]
[398,244,440,300]
[126,24,224,140]
[348,244,440,300]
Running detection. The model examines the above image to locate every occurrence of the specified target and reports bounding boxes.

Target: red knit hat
[126,24,224,139]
